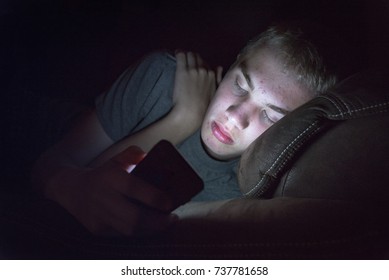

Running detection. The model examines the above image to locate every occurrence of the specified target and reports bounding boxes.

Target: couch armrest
[1,192,386,259]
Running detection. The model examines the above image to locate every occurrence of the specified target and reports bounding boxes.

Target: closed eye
[261,110,276,125]
[233,78,248,96]
[266,103,290,116]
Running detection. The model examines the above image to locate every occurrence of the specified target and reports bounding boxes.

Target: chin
[204,142,239,161]
[201,126,239,161]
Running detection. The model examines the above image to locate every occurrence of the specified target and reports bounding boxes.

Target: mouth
[211,121,234,145]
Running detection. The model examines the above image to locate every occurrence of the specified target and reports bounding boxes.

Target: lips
[211,121,234,145]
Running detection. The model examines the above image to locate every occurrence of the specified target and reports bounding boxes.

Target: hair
[237,22,338,95]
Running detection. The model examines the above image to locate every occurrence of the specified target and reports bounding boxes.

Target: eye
[233,78,248,96]
[261,110,277,125]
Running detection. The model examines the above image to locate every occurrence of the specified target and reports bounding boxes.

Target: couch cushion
[238,69,389,203]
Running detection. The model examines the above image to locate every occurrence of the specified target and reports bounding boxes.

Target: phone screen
[131,140,204,211]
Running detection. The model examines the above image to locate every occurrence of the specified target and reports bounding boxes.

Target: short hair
[237,22,338,95]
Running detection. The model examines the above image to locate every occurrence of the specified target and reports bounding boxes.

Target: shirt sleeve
[95,51,176,142]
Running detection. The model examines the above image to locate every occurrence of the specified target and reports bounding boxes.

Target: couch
[1,69,388,259]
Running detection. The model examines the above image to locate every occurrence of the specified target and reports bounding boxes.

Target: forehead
[236,48,314,109]
[239,47,291,82]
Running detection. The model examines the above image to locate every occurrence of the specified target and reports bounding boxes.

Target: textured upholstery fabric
[0,192,383,259]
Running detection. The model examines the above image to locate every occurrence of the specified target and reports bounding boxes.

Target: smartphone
[131,140,204,211]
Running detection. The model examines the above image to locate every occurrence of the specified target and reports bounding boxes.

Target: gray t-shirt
[95,51,241,201]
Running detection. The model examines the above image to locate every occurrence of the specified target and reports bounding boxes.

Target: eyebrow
[239,62,290,116]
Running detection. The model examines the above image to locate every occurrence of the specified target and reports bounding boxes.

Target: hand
[171,51,221,134]
[51,146,177,236]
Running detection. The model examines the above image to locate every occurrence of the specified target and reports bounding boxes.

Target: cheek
[241,123,268,147]
[207,87,234,117]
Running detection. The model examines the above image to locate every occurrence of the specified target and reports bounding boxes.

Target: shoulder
[138,50,176,69]
[122,51,176,84]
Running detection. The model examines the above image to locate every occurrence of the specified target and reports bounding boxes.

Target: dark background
[1,0,389,188]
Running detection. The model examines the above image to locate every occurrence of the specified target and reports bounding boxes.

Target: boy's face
[201,48,314,161]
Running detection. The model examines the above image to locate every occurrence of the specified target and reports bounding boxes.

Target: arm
[31,109,176,235]
[31,51,219,236]
[90,51,219,167]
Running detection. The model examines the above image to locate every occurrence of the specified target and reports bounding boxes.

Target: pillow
[238,69,389,202]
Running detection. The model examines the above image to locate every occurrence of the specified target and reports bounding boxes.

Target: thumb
[111,145,146,173]
[216,66,223,85]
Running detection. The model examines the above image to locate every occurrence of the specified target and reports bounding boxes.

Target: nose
[226,102,255,130]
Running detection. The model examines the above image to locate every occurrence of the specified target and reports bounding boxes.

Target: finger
[102,159,175,211]
[175,51,186,72]
[105,195,177,236]
[186,52,197,68]
[80,174,175,236]
[111,145,146,172]
[105,165,175,211]
[195,53,205,68]
[216,66,223,85]
[125,174,175,211]
[95,192,142,236]
[102,195,143,236]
